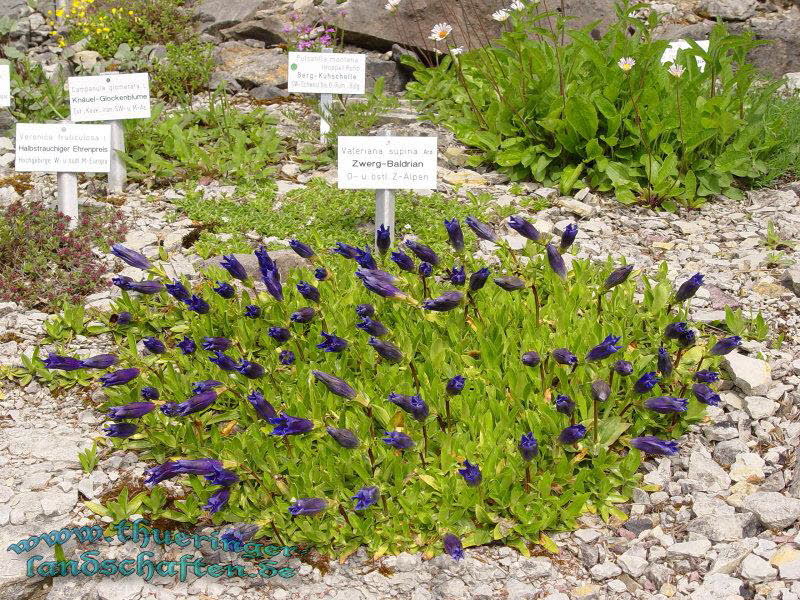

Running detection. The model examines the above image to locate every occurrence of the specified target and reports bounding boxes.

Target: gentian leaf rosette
[630,436,679,456]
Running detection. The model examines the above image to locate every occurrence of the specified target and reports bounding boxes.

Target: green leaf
[565,95,598,141]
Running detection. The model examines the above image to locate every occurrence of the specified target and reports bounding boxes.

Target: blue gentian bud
[113,312,132,325]
[559,424,587,445]
[664,322,689,340]
[333,242,360,259]
[269,412,314,436]
[220,525,259,552]
[111,244,152,270]
[494,276,526,291]
[390,251,415,272]
[128,278,165,294]
[203,488,230,514]
[143,337,166,354]
[633,372,660,394]
[382,430,414,449]
[388,393,428,420]
[279,350,295,365]
[81,354,117,369]
[315,267,329,281]
[356,303,375,318]
[444,218,465,251]
[236,360,265,379]
[466,216,497,242]
[355,246,378,270]
[104,423,138,438]
[326,426,360,448]
[312,370,356,399]
[694,370,719,383]
[291,307,316,323]
[644,396,688,414]
[657,347,673,376]
[186,295,210,314]
[522,351,541,368]
[443,534,464,560]
[591,380,611,402]
[169,459,222,476]
[206,467,239,487]
[99,368,140,387]
[560,223,578,251]
[202,337,232,352]
[220,254,249,281]
[318,332,348,353]
[613,360,633,376]
[418,262,433,277]
[268,327,291,343]
[192,380,222,394]
[289,498,327,516]
[404,240,439,265]
[213,281,236,299]
[552,348,578,367]
[710,336,742,356]
[675,273,704,302]
[178,336,196,355]
[555,394,575,415]
[376,225,391,255]
[546,243,567,279]
[356,269,406,298]
[519,432,538,461]
[586,335,622,362]
[458,460,482,486]
[165,280,191,302]
[356,317,388,337]
[143,461,184,485]
[352,486,380,510]
[508,216,540,241]
[603,265,634,290]
[678,329,696,348]
[449,266,466,286]
[140,387,159,400]
[244,305,261,318]
[42,353,83,371]
[209,351,238,371]
[692,383,721,406]
[369,338,404,363]
[469,268,490,292]
[161,391,217,417]
[108,402,156,420]
[289,239,315,259]
[422,291,464,311]
[247,390,277,420]
[297,281,320,303]
[446,375,465,395]
[255,246,283,302]
[631,436,679,456]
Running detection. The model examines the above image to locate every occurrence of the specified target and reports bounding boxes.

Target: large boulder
[0,0,27,19]
[213,42,288,89]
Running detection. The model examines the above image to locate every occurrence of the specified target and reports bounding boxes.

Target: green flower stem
[529,282,541,328]
[292,339,305,363]
[678,354,705,398]
[338,504,353,528]
[422,420,429,458]
[367,446,376,476]
[271,523,285,547]
[524,463,531,492]
[409,361,421,395]
[593,396,599,446]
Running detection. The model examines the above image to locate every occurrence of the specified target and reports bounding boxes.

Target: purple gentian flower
[248,390,277,420]
[552,348,578,367]
[519,432,538,461]
[376,225,391,255]
[644,396,688,414]
[268,327,291,343]
[333,242,360,259]
[613,360,633,376]
[560,223,578,251]
[446,375,465,395]
[675,273,704,302]
[326,426,359,448]
[422,291,464,311]
[555,394,575,415]
[633,372,660,394]
[559,424,587,445]
[443,534,464,560]
[236,360,265,379]
[178,336,196,355]
[355,247,378,270]
[318,332,348,353]
[352,486,380,511]
[522,351,541,367]
[458,460,482,486]
[631,436,679,456]
[279,350,295,365]
[710,336,742,356]
[357,317,388,337]
[494,276,526,291]
[369,337,404,363]
[143,337,166,354]
[111,244,151,270]
[312,370,356,399]
[108,402,155,420]
[692,383,721,406]
[546,243,567,279]
[356,304,375,318]
[297,281,320,303]
[404,240,439,265]
[186,295,210,314]
[418,262,433,277]
[586,335,622,362]
[213,281,235,299]
[449,266,466,286]
[202,337,232,352]
[269,412,314,436]
[289,498,327,516]
[203,488,230,514]
[209,351,238,371]
[244,305,261,318]
[220,254,248,281]
[113,312,132,325]
[390,251,415,272]
[165,280,191,302]
[694,370,719,383]
[591,380,611,402]
[466,216,497,242]
[160,391,217,417]
[388,392,428,421]
[444,218,465,251]
[205,468,239,487]
[658,347,673,376]
[604,265,634,290]
[382,431,414,449]
[99,368,140,387]
[289,240,315,259]
[80,354,117,369]
[192,380,222,394]
[508,216,540,241]
[104,423,138,438]
[314,267,329,281]
[357,269,406,298]
[290,307,316,323]
[42,354,83,371]
[255,246,283,302]
[469,267,490,292]
[140,387,159,400]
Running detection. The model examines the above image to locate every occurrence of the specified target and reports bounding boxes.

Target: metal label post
[319,47,333,143]
[108,119,126,194]
[56,119,79,228]
[375,129,396,248]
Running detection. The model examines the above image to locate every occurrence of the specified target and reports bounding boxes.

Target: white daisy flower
[385,0,401,11]
[618,57,636,72]
[509,0,525,10]
[450,46,465,56]
[492,9,510,21]
[429,22,453,42]
[668,64,685,78]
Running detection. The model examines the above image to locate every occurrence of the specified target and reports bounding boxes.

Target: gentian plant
[35,224,728,559]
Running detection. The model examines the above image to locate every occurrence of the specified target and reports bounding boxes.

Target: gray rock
[688,446,731,493]
[713,439,749,467]
[623,517,654,535]
[203,250,310,281]
[721,352,772,396]
[783,268,800,296]
[743,395,778,420]
[213,43,287,88]
[709,539,758,574]
[697,0,758,20]
[690,573,744,599]
[590,560,621,580]
[618,553,648,578]
[249,85,288,100]
[741,492,800,529]
[196,0,268,34]
[40,490,77,516]
[666,539,711,558]
[740,553,777,581]
[0,0,26,19]
[687,512,760,542]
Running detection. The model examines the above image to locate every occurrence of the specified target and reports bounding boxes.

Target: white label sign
[15,123,111,173]
[68,73,151,121]
[0,64,10,108]
[661,40,710,72]
[288,52,366,95]
[338,136,438,190]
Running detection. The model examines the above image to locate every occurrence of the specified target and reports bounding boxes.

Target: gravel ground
[0,99,799,600]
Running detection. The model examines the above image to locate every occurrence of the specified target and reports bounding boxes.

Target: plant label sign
[338,136,438,190]
[68,73,151,121]
[0,64,10,107]
[287,52,366,95]
[15,123,111,173]
[661,40,710,71]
